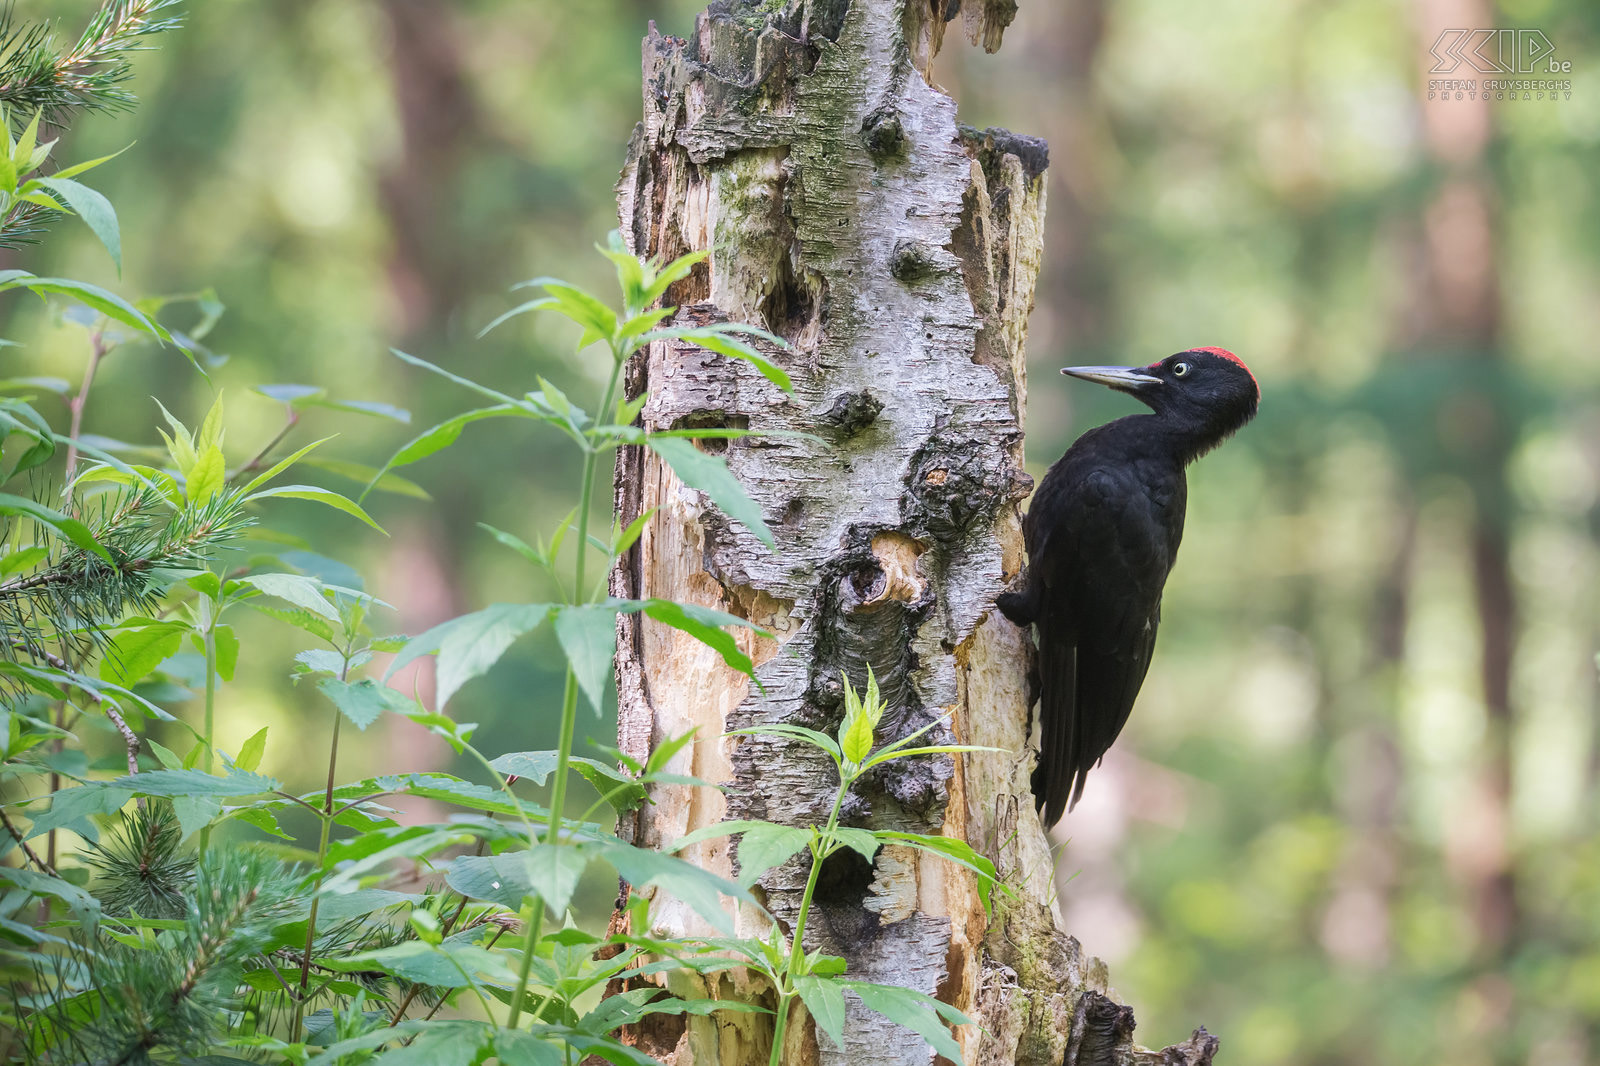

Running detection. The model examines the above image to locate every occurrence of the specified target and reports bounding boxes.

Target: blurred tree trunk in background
[1404,0,1519,979]
[375,0,483,794]
[608,2,1216,1064]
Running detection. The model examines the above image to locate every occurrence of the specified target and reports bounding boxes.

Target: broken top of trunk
[611,2,1218,1063]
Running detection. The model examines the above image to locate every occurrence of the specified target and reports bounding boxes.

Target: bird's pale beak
[1060,365,1164,391]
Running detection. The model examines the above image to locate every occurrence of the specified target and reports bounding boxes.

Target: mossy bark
[609,3,1218,1063]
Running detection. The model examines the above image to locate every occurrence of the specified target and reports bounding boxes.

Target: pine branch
[0,1,183,120]
[19,849,293,1065]
[84,804,193,919]
[0,487,252,670]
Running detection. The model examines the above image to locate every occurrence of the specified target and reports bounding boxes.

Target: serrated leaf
[237,572,339,621]
[628,598,760,680]
[640,250,709,307]
[831,827,881,864]
[795,975,848,1051]
[110,768,280,797]
[318,678,410,730]
[553,604,618,714]
[0,868,99,931]
[24,784,132,841]
[171,794,222,839]
[385,603,552,708]
[595,838,753,935]
[734,823,810,886]
[840,980,973,1063]
[645,436,773,548]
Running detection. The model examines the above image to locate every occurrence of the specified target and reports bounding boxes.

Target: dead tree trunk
[610,4,1217,1064]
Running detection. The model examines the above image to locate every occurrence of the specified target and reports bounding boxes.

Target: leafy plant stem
[291,671,346,1042]
[543,348,625,846]
[504,903,543,1030]
[770,773,850,1066]
[202,609,217,773]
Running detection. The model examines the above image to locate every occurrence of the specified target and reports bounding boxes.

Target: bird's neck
[1125,411,1237,466]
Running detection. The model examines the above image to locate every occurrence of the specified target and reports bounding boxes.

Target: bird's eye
[1173,362,1192,378]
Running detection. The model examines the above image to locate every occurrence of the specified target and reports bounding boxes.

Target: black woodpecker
[997,347,1260,828]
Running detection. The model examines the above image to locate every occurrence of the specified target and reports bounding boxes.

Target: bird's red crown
[1154,346,1257,396]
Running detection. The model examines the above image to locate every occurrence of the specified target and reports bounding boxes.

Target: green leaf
[171,794,222,839]
[362,404,520,501]
[246,483,385,533]
[212,624,240,682]
[875,831,1001,914]
[325,939,517,988]
[389,348,521,405]
[667,819,783,853]
[831,827,881,864]
[553,604,618,714]
[480,523,543,566]
[11,111,41,173]
[186,444,225,504]
[236,572,339,621]
[237,435,333,494]
[25,785,132,841]
[645,436,773,548]
[0,492,113,563]
[99,621,187,687]
[728,722,844,762]
[385,603,552,708]
[300,456,429,499]
[49,144,132,181]
[640,249,709,307]
[595,838,754,935]
[795,975,848,1051]
[477,296,555,338]
[229,805,293,840]
[447,845,587,914]
[318,678,411,730]
[841,980,974,1062]
[626,598,761,680]
[234,727,269,772]
[110,768,281,797]
[640,324,793,391]
[0,275,170,343]
[516,277,617,339]
[36,177,121,271]
[0,868,100,931]
[734,823,810,886]
[488,750,646,813]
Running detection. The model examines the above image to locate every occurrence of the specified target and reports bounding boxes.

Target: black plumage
[998,348,1259,827]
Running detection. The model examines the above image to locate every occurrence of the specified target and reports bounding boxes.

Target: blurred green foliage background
[3,1,1597,1063]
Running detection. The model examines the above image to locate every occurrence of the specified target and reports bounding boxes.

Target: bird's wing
[1031,465,1175,826]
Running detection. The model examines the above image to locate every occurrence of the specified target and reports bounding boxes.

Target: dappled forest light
[1,0,1595,1063]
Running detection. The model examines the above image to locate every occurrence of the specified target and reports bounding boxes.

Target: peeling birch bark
[609,2,1218,1063]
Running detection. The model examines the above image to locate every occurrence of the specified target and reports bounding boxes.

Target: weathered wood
[609,2,1217,1062]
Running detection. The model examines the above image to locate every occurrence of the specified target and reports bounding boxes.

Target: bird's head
[1061,347,1259,446]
